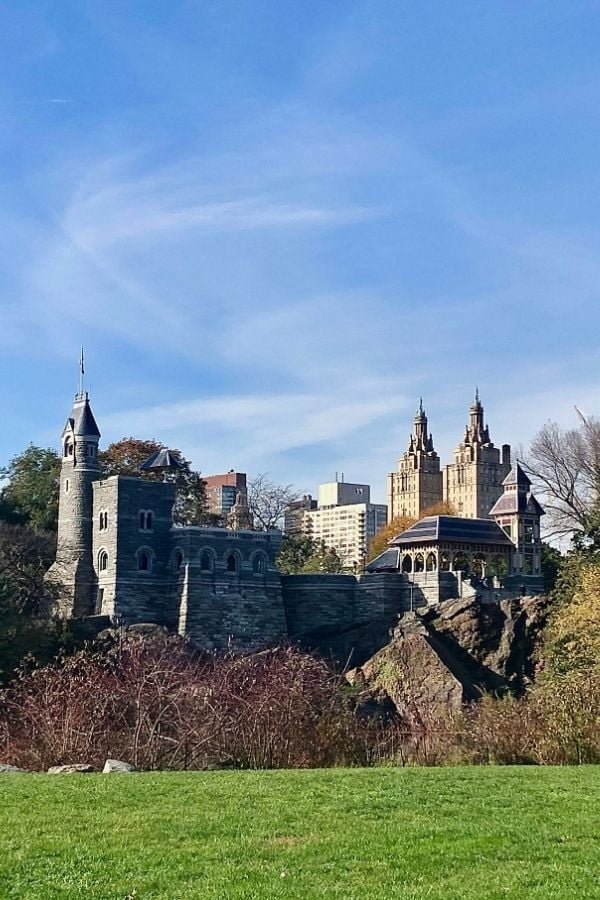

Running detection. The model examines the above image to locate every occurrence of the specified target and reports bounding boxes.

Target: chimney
[502,444,511,467]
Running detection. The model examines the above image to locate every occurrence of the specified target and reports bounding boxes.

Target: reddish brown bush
[0,637,366,771]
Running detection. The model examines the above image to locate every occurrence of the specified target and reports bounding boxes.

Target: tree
[541,542,563,593]
[0,446,61,531]
[545,559,600,677]
[99,438,166,477]
[100,438,209,526]
[524,414,600,542]
[368,515,415,562]
[0,523,64,683]
[277,535,345,574]
[247,473,298,531]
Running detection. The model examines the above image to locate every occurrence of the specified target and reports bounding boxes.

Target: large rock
[102,759,136,773]
[348,621,463,722]
[348,595,550,721]
[417,595,550,692]
[47,764,95,775]
[0,764,27,774]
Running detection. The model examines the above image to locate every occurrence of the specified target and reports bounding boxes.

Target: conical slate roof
[140,448,184,471]
[62,393,101,438]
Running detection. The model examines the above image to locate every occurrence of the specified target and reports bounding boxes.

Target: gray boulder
[0,764,27,774]
[102,759,136,773]
[47,764,95,774]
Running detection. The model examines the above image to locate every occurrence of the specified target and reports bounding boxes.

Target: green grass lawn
[0,767,598,899]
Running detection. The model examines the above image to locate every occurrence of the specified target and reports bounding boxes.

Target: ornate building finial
[78,347,85,397]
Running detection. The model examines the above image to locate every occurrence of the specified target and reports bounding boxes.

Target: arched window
[401,555,413,573]
[99,550,108,572]
[252,554,266,575]
[426,552,437,572]
[452,552,470,574]
[200,550,214,572]
[226,553,238,574]
[139,511,154,531]
[414,553,425,573]
[137,550,152,573]
[99,511,108,531]
[64,441,73,458]
[440,553,451,572]
[172,549,184,571]
[473,554,486,579]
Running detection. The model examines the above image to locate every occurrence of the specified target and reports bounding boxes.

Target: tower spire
[79,347,85,396]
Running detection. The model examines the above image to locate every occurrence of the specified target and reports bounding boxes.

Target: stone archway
[401,554,413,573]
[414,552,425,573]
[426,552,437,572]
[452,552,470,574]
[490,555,507,578]
[473,553,487,579]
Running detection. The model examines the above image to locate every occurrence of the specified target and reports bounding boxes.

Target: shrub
[0,638,366,771]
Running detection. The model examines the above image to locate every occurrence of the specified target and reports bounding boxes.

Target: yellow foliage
[549,564,600,674]
[368,516,415,561]
[421,500,456,517]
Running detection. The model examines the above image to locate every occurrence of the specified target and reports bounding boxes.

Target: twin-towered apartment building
[387,392,512,521]
[286,393,514,570]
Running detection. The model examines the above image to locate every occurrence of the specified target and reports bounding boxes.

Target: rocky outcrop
[416,595,550,693]
[47,764,95,774]
[347,595,550,720]
[0,764,27,774]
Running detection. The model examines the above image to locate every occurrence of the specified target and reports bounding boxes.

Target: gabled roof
[389,515,513,548]
[61,393,101,438]
[526,494,545,516]
[502,462,531,488]
[489,473,545,517]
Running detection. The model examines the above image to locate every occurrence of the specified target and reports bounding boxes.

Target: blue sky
[1,1,599,502]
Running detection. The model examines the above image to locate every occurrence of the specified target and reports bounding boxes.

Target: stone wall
[281,575,358,638]
[93,476,177,623]
[173,527,287,650]
[281,572,430,666]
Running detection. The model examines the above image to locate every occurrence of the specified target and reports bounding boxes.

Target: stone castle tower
[46,390,101,617]
[387,400,443,520]
[443,391,511,519]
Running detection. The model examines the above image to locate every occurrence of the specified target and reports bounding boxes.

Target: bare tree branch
[246,473,299,531]
[523,415,600,539]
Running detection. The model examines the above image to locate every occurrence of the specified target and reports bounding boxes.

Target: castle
[47,386,545,663]
[46,390,287,650]
[387,392,512,520]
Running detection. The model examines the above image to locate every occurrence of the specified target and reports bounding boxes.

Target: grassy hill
[0,767,598,899]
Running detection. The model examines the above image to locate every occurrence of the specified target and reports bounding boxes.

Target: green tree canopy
[0,523,63,683]
[0,446,61,531]
[277,535,345,575]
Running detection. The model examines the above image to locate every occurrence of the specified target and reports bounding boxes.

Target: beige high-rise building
[387,400,443,521]
[443,391,511,519]
[293,479,387,570]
